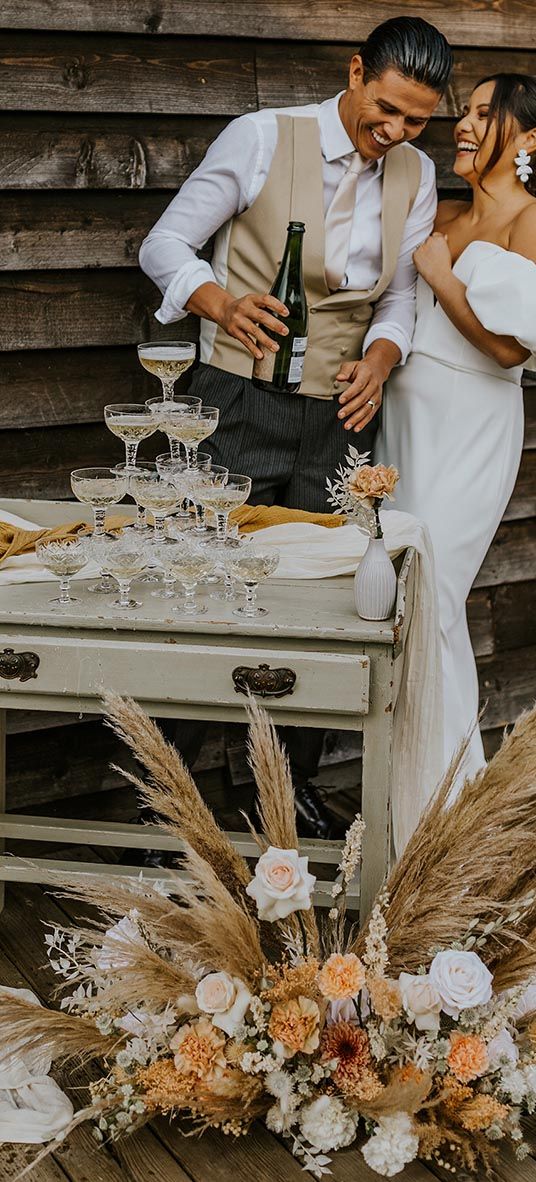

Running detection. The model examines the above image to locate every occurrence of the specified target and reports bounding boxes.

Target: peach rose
[317,953,366,1002]
[246,846,316,922]
[195,972,252,1036]
[269,995,320,1059]
[399,972,442,1033]
[448,1033,489,1083]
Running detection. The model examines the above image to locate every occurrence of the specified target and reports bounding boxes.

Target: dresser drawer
[0,635,369,716]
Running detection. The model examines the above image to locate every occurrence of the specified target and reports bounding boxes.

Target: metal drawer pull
[0,648,40,682]
[232,662,296,699]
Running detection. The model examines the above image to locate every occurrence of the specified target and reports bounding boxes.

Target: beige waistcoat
[207,114,421,399]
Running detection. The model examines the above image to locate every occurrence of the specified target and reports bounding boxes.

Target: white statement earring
[515,148,533,184]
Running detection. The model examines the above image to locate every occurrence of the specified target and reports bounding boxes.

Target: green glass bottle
[252,221,308,393]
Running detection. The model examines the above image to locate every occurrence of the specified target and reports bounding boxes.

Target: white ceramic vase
[354,535,397,621]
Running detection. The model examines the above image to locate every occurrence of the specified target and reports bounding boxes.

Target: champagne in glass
[102,540,148,610]
[129,468,181,538]
[36,539,88,607]
[71,467,128,535]
[138,341,196,401]
[104,403,156,469]
[230,548,280,617]
[169,546,217,616]
[197,473,251,542]
[146,395,201,460]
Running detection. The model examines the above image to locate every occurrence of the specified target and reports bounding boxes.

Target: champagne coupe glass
[70,466,128,536]
[187,451,214,533]
[111,460,158,533]
[152,539,185,599]
[104,403,156,470]
[169,542,217,616]
[230,548,280,617]
[103,538,148,611]
[129,467,181,540]
[181,406,219,469]
[146,395,202,460]
[196,473,251,544]
[36,539,88,607]
[138,341,196,402]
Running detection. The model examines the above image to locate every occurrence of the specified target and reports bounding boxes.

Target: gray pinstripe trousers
[188,363,377,512]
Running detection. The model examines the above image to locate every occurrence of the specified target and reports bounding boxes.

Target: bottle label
[288,336,308,383]
[252,348,276,382]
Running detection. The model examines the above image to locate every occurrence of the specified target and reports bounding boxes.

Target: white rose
[326,998,358,1026]
[429,950,493,1019]
[487,1028,519,1069]
[245,846,316,922]
[299,1095,358,1152]
[195,972,251,1036]
[362,1113,419,1178]
[398,972,442,1033]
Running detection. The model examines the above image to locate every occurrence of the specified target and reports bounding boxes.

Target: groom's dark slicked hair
[360,17,453,96]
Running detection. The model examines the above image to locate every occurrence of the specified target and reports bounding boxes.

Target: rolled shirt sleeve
[362,149,437,363]
[138,116,264,324]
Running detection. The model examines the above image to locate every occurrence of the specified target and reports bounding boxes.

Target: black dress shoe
[294,782,348,841]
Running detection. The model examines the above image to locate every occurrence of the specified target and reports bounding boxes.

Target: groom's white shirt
[139,92,437,363]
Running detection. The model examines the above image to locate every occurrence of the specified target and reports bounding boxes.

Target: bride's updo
[477,73,536,196]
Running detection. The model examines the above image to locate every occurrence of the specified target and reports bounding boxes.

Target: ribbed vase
[354,535,397,621]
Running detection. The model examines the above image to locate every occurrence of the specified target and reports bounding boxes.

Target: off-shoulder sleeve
[465,247,536,354]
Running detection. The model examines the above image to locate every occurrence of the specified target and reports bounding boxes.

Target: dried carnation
[447,1033,489,1084]
[170,1017,227,1081]
[268,996,320,1059]
[347,463,398,502]
[317,953,366,1002]
[367,975,402,1022]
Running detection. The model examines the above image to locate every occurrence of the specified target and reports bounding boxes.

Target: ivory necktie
[324,152,363,291]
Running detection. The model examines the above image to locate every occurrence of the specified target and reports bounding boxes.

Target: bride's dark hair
[477,73,536,196]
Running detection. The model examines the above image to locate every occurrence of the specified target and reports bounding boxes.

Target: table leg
[359,647,394,924]
[0,708,6,913]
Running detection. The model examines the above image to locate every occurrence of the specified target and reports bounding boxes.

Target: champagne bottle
[252,221,308,393]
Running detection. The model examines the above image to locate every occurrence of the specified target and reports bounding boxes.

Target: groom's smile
[339,59,442,163]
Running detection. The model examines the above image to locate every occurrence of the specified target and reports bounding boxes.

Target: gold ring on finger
[367,399,375,409]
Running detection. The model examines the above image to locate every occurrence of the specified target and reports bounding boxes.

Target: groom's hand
[336,340,400,432]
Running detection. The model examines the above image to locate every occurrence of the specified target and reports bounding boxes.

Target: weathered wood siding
[0,3,535,769]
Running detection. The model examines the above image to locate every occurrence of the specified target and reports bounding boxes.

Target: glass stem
[153,515,166,538]
[125,442,139,470]
[215,512,228,543]
[134,504,146,531]
[223,572,235,601]
[59,577,71,605]
[163,575,175,597]
[93,507,106,536]
[244,582,258,614]
[118,579,131,608]
[183,584,196,611]
[160,378,175,402]
[194,504,206,532]
[169,437,181,460]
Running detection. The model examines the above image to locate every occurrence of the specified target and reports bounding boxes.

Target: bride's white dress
[376,241,534,782]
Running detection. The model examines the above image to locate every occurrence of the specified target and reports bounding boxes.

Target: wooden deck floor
[1,774,535,1182]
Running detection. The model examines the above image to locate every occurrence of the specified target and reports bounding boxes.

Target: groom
[139,16,453,840]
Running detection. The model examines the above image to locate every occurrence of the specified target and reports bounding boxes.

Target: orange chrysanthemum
[447,1033,489,1083]
[321,1021,382,1099]
[317,953,366,1002]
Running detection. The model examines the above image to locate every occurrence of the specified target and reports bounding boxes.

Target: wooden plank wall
[1,3,535,798]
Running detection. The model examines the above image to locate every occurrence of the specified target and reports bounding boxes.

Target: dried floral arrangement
[326,447,399,538]
[3,694,536,1179]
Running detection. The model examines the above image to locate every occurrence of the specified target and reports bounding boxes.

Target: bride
[376,73,536,783]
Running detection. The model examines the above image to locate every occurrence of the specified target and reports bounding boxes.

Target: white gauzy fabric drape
[0,986,74,1143]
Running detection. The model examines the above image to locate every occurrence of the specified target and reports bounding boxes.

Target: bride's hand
[413,232,452,287]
